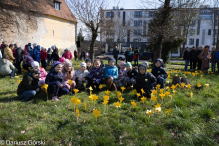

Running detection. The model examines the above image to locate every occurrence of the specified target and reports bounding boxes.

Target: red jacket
[40,51,47,61]
[63,51,73,60]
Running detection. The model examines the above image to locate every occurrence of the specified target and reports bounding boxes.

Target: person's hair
[93,59,101,66]
[205,45,210,49]
[192,46,195,48]
[9,44,14,48]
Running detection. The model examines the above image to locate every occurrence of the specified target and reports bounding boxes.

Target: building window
[149,11,155,18]
[55,2,60,10]
[208,29,211,35]
[118,12,120,17]
[189,39,194,45]
[134,20,142,27]
[216,20,219,26]
[216,29,218,35]
[189,29,195,36]
[134,11,142,18]
[134,30,142,35]
[106,12,114,18]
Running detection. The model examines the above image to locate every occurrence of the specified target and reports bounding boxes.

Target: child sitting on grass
[105,58,118,91]
[87,59,104,90]
[31,61,47,85]
[75,62,89,91]
[59,57,66,65]
[62,59,76,91]
[151,58,168,89]
[45,61,70,101]
[86,58,92,71]
[126,62,138,87]
[117,61,127,88]
[134,63,157,98]
[17,68,41,102]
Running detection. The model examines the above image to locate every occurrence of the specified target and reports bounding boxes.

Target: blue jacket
[216,51,219,61]
[151,67,168,79]
[104,65,118,82]
[45,69,64,86]
[33,46,41,62]
[47,49,52,60]
[88,67,104,83]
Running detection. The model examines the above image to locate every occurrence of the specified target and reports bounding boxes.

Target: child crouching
[117,61,127,88]
[134,63,157,98]
[17,68,41,102]
[45,61,70,101]
[105,58,118,91]
[126,62,138,86]
[75,62,89,90]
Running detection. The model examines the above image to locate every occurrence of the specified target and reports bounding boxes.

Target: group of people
[183,45,219,72]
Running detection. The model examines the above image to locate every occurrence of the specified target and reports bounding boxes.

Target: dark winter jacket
[135,65,157,90]
[16,47,22,62]
[183,50,190,60]
[52,48,60,61]
[151,66,168,79]
[197,50,202,60]
[47,48,52,60]
[33,46,41,62]
[216,51,219,61]
[134,49,140,60]
[82,51,86,58]
[88,67,104,83]
[127,68,138,79]
[189,50,198,61]
[211,51,217,62]
[17,72,39,95]
[40,51,47,61]
[112,48,119,58]
[45,69,64,86]
[23,52,34,67]
[74,50,78,57]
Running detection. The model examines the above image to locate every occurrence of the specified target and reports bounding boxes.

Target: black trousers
[190,60,197,70]
[41,61,46,69]
[197,59,202,70]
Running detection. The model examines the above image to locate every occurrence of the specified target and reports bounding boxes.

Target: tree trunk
[181,78,191,85]
[172,76,181,85]
[213,8,216,46]
[180,42,186,58]
[89,32,98,62]
[153,35,163,63]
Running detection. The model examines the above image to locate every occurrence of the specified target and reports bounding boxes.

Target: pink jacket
[39,67,47,81]
[63,52,73,60]
[118,68,127,82]
[62,70,76,89]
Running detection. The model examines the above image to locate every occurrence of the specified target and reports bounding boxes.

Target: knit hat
[155,58,163,64]
[119,61,125,67]
[31,61,39,68]
[66,48,69,51]
[108,57,115,63]
[139,65,146,71]
[126,62,131,67]
[30,68,40,75]
[64,59,72,66]
[51,45,55,50]
[53,61,62,68]
[142,61,149,68]
[80,62,86,68]
[85,58,92,63]
[33,43,37,47]
[59,57,65,63]
[28,43,31,46]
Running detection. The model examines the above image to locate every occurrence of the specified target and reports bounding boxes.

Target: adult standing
[215,48,219,73]
[125,48,129,63]
[199,45,211,72]
[40,47,47,69]
[74,49,78,61]
[63,48,73,60]
[33,45,41,64]
[112,46,119,65]
[197,46,203,70]
[189,46,198,71]
[128,48,134,63]
[4,44,15,63]
[47,48,52,66]
[210,46,217,72]
[183,47,190,71]
[81,50,86,61]
[134,47,140,66]
[15,45,22,74]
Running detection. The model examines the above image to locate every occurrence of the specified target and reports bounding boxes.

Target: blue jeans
[10,69,15,78]
[15,61,22,74]
[184,60,190,71]
[18,90,36,102]
[211,62,216,72]
[157,77,165,89]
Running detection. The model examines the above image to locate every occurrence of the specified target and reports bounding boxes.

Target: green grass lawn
[0,60,219,145]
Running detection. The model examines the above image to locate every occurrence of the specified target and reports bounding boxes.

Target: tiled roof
[2,0,77,22]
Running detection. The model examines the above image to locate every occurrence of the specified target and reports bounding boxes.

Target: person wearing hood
[104,58,118,91]
[126,62,138,87]
[45,61,70,101]
[15,45,23,74]
[75,62,89,90]
[51,46,60,62]
[134,63,157,98]
[33,45,41,64]
[0,54,15,78]
[151,58,168,89]
[22,50,34,71]
[47,48,52,66]
[17,68,41,102]
[63,48,73,60]
[86,58,92,71]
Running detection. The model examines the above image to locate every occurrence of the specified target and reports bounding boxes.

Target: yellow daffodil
[171,85,176,90]
[102,99,109,106]
[205,84,209,87]
[73,89,79,94]
[68,80,73,85]
[146,110,153,118]
[84,102,87,111]
[89,86,93,91]
[141,88,145,94]
[151,95,157,102]
[136,93,141,99]
[181,82,185,87]
[197,83,201,88]
[105,90,110,95]
[92,94,98,101]
[176,83,181,88]
[114,102,121,108]
[152,89,157,95]
[187,84,192,89]
[17,80,21,84]
[15,76,20,79]
[156,84,161,89]
[154,103,161,108]
[116,91,121,97]
[93,109,100,118]
[200,75,203,78]
[165,92,170,97]
[190,92,193,99]
[103,95,109,101]
[159,93,165,100]
[131,101,137,108]
[192,73,196,76]
[89,94,94,101]
[99,84,103,90]
[71,96,80,105]
[166,108,172,115]
[166,87,170,91]
[159,89,163,93]
[173,90,177,95]
[133,89,137,94]
[141,96,147,103]
[155,107,161,112]
[118,96,124,103]
[76,108,79,117]
[121,86,126,92]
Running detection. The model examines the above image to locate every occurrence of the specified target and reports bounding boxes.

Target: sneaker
[52,96,59,101]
